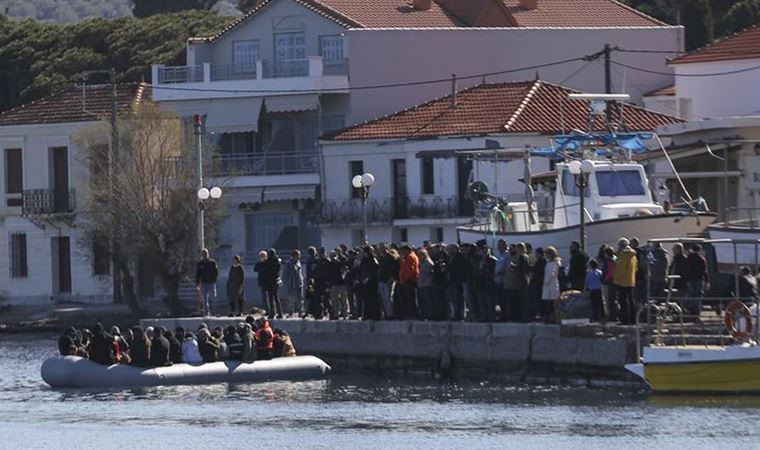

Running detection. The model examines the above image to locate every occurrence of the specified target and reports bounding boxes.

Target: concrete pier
[141,317,641,386]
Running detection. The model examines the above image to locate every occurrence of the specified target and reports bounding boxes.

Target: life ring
[724,301,754,342]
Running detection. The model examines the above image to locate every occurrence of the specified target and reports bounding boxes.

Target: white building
[644,25,760,120]
[319,79,682,249]
[151,0,683,262]
[0,83,149,305]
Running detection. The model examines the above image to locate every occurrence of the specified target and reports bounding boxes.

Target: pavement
[0,302,140,333]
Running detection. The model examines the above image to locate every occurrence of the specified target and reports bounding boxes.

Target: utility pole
[604,43,612,131]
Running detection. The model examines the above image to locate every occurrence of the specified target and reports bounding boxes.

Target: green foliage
[132,0,220,18]
[0,0,132,23]
[0,10,232,112]
[723,0,760,33]
[237,0,262,13]
[682,0,715,50]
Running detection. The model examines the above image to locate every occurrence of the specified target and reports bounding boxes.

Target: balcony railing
[22,189,76,215]
[211,151,320,177]
[262,59,309,78]
[153,57,348,85]
[157,65,204,84]
[317,196,470,225]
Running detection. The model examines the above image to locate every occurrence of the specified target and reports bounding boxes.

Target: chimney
[518,0,537,10]
[412,0,432,11]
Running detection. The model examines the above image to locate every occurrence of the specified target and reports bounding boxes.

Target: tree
[133,0,220,18]
[723,0,760,34]
[237,0,263,13]
[682,0,715,50]
[75,102,220,316]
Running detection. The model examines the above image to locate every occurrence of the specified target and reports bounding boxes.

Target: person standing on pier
[685,244,708,318]
[196,248,219,317]
[613,238,638,325]
[567,241,588,291]
[283,250,304,318]
[397,244,420,320]
[227,255,245,317]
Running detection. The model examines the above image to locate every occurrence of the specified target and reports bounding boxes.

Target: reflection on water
[3,336,760,449]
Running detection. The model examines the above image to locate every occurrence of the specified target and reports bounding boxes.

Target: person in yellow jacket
[613,238,638,325]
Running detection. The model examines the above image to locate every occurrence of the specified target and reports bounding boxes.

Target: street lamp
[193,114,223,250]
[568,159,595,253]
[352,172,375,244]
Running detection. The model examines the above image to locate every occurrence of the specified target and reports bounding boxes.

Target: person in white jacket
[181,332,203,364]
[541,246,562,323]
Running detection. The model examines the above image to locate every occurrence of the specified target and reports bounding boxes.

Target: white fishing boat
[708,210,760,268]
[457,94,714,256]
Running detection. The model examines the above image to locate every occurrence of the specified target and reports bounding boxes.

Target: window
[595,170,646,196]
[219,132,255,155]
[433,227,444,243]
[350,160,364,198]
[561,170,590,197]
[4,148,22,207]
[399,227,408,243]
[93,238,110,276]
[421,157,435,195]
[232,40,259,73]
[319,35,344,65]
[9,233,27,278]
[275,32,306,61]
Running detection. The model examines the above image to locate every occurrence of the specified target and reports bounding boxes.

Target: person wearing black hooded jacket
[165,329,183,364]
[150,327,172,367]
[89,323,116,366]
[130,326,152,367]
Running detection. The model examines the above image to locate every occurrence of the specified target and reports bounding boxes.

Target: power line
[149,56,589,94]
[611,59,760,77]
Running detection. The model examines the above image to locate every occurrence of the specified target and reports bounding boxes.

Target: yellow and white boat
[625,299,760,393]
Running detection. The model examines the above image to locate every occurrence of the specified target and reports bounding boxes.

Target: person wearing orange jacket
[397,245,420,320]
[255,319,275,360]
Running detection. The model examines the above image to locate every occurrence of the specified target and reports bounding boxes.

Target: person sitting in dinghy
[198,328,221,363]
[182,331,203,364]
[130,326,151,367]
[90,323,116,366]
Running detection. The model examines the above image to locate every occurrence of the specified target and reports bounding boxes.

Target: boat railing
[634,295,760,363]
[481,202,594,232]
[722,207,760,229]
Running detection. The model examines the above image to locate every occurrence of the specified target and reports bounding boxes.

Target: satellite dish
[467,181,490,202]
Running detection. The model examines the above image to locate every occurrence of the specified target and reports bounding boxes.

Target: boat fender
[725,301,754,343]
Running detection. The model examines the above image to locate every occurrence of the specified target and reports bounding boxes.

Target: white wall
[675,59,760,119]
[345,27,683,123]
[0,121,113,304]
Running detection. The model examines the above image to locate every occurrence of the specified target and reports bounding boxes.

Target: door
[274,32,306,76]
[51,147,69,213]
[457,156,474,216]
[52,237,72,294]
[392,159,408,219]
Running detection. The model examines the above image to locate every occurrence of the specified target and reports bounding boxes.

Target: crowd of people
[197,236,711,325]
[57,317,296,366]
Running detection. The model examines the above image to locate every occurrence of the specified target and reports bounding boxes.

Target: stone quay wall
[141,317,642,387]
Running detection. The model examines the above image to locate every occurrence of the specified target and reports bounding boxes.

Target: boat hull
[458,213,713,259]
[643,359,760,393]
[41,355,331,388]
[708,225,760,267]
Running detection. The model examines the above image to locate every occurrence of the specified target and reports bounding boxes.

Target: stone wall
[141,318,640,385]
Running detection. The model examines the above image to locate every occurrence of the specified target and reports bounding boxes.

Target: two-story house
[151,0,683,265]
[319,79,682,248]
[0,83,149,305]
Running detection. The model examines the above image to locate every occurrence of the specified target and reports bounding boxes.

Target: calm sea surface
[2,335,760,449]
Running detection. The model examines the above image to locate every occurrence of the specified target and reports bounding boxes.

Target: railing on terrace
[210,64,257,81]
[157,65,203,84]
[154,57,348,84]
[262,59,309,78]
[22,189,76,215]
[211,151,319,177]
[318,196,470,225]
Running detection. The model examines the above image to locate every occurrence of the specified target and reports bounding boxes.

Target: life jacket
[256,321,274,350]
[112,340,122,363]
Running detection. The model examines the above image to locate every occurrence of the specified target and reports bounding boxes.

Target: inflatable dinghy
[41,355,330,388]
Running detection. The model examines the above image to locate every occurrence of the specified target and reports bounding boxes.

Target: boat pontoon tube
[41,355,330,388]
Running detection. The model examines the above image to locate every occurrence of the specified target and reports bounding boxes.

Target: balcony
[317,196,471,225]
[151,57,349,102]
[211,151,319,177]
[22,189,76,216]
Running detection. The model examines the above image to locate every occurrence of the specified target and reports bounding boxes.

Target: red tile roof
[669,25,760,65]
[326,80,682,141]
[502,0,665,27]
[192,0,664,42]
[0,83,150,127]
[644,85,675,97]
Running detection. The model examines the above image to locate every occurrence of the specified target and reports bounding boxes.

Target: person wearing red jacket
[397,245,420,320]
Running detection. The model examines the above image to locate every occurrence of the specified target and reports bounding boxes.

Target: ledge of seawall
[140,318,640,384]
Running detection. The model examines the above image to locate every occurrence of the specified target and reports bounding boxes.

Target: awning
[265,94,319,113]
[205,98,263,133]
[263,185,317,202]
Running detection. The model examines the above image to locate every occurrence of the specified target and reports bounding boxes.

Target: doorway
[457,156,474,216]
[392,159,408,219]
[52,236,72,294]
[50,147,69,213]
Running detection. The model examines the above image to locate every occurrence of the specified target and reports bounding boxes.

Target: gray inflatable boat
[41,355,331,388]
